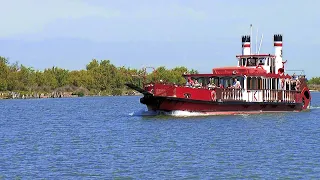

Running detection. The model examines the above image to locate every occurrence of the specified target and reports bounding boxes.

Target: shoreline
[0,94,142,100]
[1,88,319,100]
[0,91,142,100]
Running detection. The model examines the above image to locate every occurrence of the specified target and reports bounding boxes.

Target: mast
[258,34,263,54]
[256,28,258,54]
[250,24,253,55]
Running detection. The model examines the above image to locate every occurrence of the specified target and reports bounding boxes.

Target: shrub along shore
[0,56,198,99]
[0,56,318,99]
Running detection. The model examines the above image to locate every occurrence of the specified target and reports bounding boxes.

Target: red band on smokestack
[242,44,250,48]
[274,42,282,47]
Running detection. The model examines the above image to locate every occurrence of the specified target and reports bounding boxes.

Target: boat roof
[183,66,292,78]
[235,54,276,58]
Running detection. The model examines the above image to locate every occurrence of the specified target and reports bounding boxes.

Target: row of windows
[188,77,244,88]
[247,77,295,90]
[239,58,276,67]
[187,76,292,90]
[247,77,278,89]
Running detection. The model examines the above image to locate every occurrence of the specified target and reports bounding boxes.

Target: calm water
[0,93,320,179]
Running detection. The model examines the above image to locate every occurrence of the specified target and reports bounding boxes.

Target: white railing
[218,89,298,102]
[245,89,296,102]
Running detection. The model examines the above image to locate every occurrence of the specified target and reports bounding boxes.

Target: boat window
[272,78,276,90]
[247,77,251,89]
[217,77,244,88]
[247,58,257,66]
[268,78,271,89]
[219,77,231,88]
[247,77,256,89]
[226,78,233,88]
[247,77,264,89]
[198,77,208,86]
[269,78,272,89]
[241,58,246,66]
[258,58,265,65]
[250,77,254,89]
[219,78,224,87]
[195,77,205,87]
[271,58,275,66]
[257,77,262,89]
[213,77,219,86]
[253,77,257,89]
[265,78,267,89]
[236,76,244,88]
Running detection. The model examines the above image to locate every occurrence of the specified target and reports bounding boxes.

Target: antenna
[250,24,253,55]
[258,34,264,54]
[256,28,258,54]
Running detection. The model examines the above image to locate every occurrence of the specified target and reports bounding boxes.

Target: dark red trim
[242,44,250,48]
[236,54,276,58]
[274,42,283,47]
[182,66,293,78]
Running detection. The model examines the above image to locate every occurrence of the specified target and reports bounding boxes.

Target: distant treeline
[0,56,198,96]
[1,56,318,96]
[308,77,320,85]
[307,77,320,91]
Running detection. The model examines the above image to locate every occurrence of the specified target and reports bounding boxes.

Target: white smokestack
[274,34,283,74]
[242,35,251,55]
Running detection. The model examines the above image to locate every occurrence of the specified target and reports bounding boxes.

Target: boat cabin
[236,54,277,73]
[182,54,302,102]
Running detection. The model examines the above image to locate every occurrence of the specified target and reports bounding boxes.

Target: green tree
[0,55,204,95]
[308,77,320,85]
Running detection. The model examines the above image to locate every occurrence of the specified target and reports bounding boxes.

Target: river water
[0,92,320,179]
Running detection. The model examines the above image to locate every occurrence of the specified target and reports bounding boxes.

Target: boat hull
[141,95,304,113]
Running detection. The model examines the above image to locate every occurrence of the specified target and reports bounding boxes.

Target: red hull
[141,96,304,113]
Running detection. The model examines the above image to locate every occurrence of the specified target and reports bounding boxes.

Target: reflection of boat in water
[126,30,311,115]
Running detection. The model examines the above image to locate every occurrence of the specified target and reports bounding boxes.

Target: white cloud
[0,0,120,37]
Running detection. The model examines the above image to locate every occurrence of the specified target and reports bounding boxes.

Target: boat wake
[129,109,159,116]
[129,109,211,117]
[164,110,210,117]
[309,105,320,109]
[129,109,256,117]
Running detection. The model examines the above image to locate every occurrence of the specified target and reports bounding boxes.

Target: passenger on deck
[295,79,301,91]
[219,84,224,88]
[292,73,298,80]
[208,80,216,89]
[233,79,241,89]
[194,80,201,88]
[186,77,194,87]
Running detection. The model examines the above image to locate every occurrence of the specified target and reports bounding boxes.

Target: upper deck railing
[214,88,298,103]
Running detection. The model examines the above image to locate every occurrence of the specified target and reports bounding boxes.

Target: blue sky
[0,0,319,77]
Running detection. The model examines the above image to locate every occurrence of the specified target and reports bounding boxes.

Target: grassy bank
[0,86,140,99]
[308,84,320,91]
